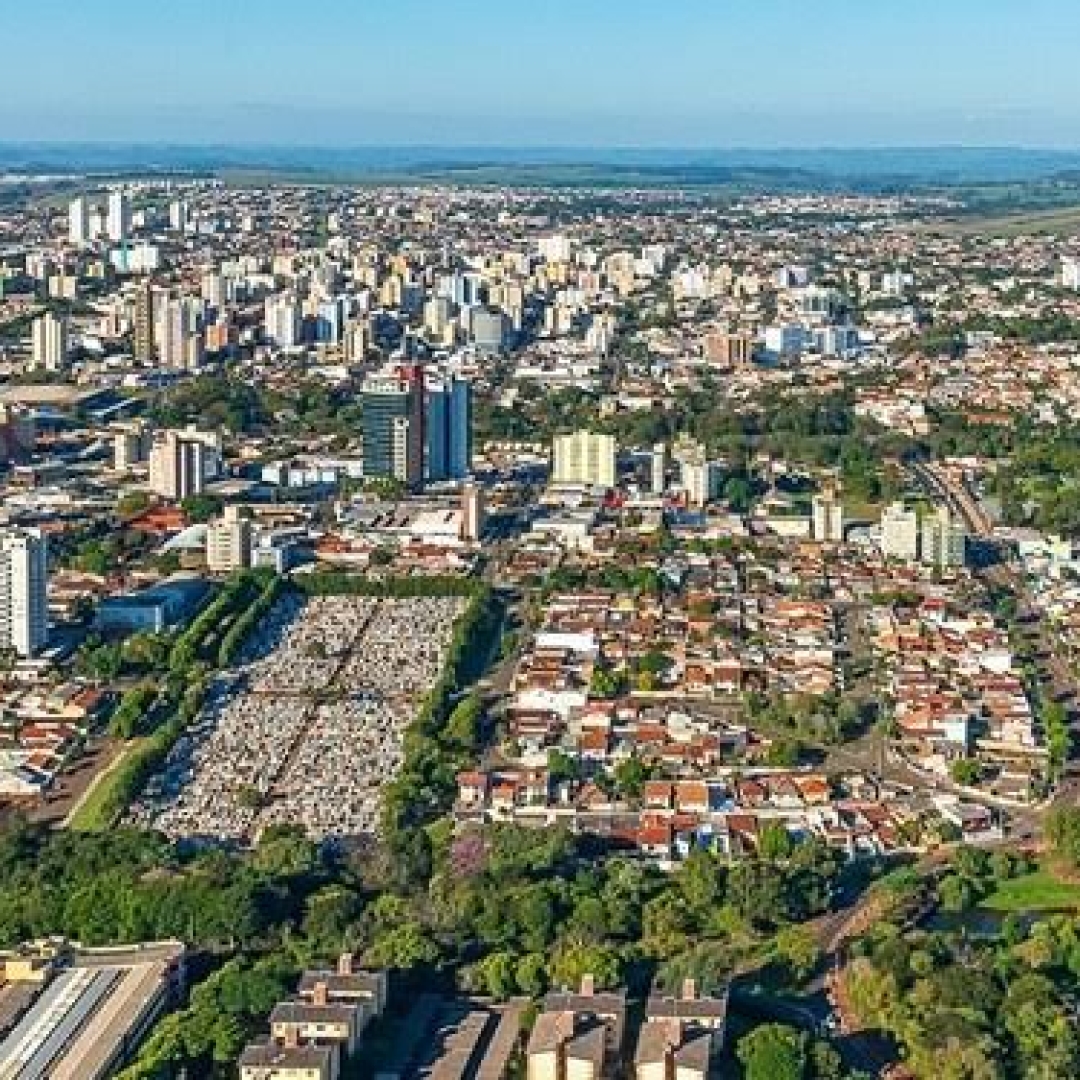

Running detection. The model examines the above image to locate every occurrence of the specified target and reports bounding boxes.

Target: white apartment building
[31,312,68,371]
[206,505,253,573]
[552,430,616,488]
[880,502,920,562]
[149,428,221,501]
[0,529,48,657]
[106,190,130,243]
[921,505,967,568]
[68,195,91,246]
[1062,255,1080,292]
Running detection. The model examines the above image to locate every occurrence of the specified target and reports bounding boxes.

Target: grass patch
[66,739,146,831]
[982,870,1080,913]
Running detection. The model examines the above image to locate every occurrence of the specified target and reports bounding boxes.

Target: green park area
[982,867,1080,913]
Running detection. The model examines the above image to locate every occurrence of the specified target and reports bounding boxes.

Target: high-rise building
[681,460,725,508]
[0,528,48,658]
[201,271,226,309]
[1062,255,1080,292]
[149,430,214,501]
[68,196,91,246]
[880,502,919,562]
[461,483,486,542]
[470,308,510,353]
[168,198,189,232]
[133,280,156,364]
[106,190,130,243]
[265,295,301,347]
[650,443,666,495]
[705,332,755,368]
[206,505,253,573]
[30,312,68,371]
[921,506,967,569]
[552,430,617,488]
[425,376,472,482]
[812,487,845,542]
[113,420,153,472]
[361,367,425,488]
[157,296,205,371]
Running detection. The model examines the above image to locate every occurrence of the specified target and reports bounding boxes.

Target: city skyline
[3,0,1080,147]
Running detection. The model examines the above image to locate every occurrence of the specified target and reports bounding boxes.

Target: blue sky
[2,0,1078,146]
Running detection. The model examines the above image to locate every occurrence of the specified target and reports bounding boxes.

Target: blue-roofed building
[95,576,212,634]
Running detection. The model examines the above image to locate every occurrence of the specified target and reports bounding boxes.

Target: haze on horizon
[3,0,1080,148]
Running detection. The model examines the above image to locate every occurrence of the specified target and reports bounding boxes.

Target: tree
[613,755,650,802]
[181,493,224,523]
[773,924,821,984]
[737,1024,807,1080]
[950,758,983,786]
[1046,806,1080,867]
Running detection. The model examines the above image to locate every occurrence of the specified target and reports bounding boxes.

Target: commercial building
[361,367,425,488]
[30,312,68,371]
[205,505,253,573]
[880,502,920,562]
[426,375,473,481]
[552,431,617,488]
[95,576,211,634]
[0,940,185,1080]
[0,528,48,658]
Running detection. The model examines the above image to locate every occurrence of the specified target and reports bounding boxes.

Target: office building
[206,505,253,573]
[106,189,130,243]
[68,195,91,246]
[361,367,425,488]
[880,502,920,562]
[133,280,156,364]
[552,430,617,488]
[921,505,967,569]
[149,430,212,501]
[425,376,472,482]
[30,312,68,371]
[812,487,844,542]
[0,528,48,658]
